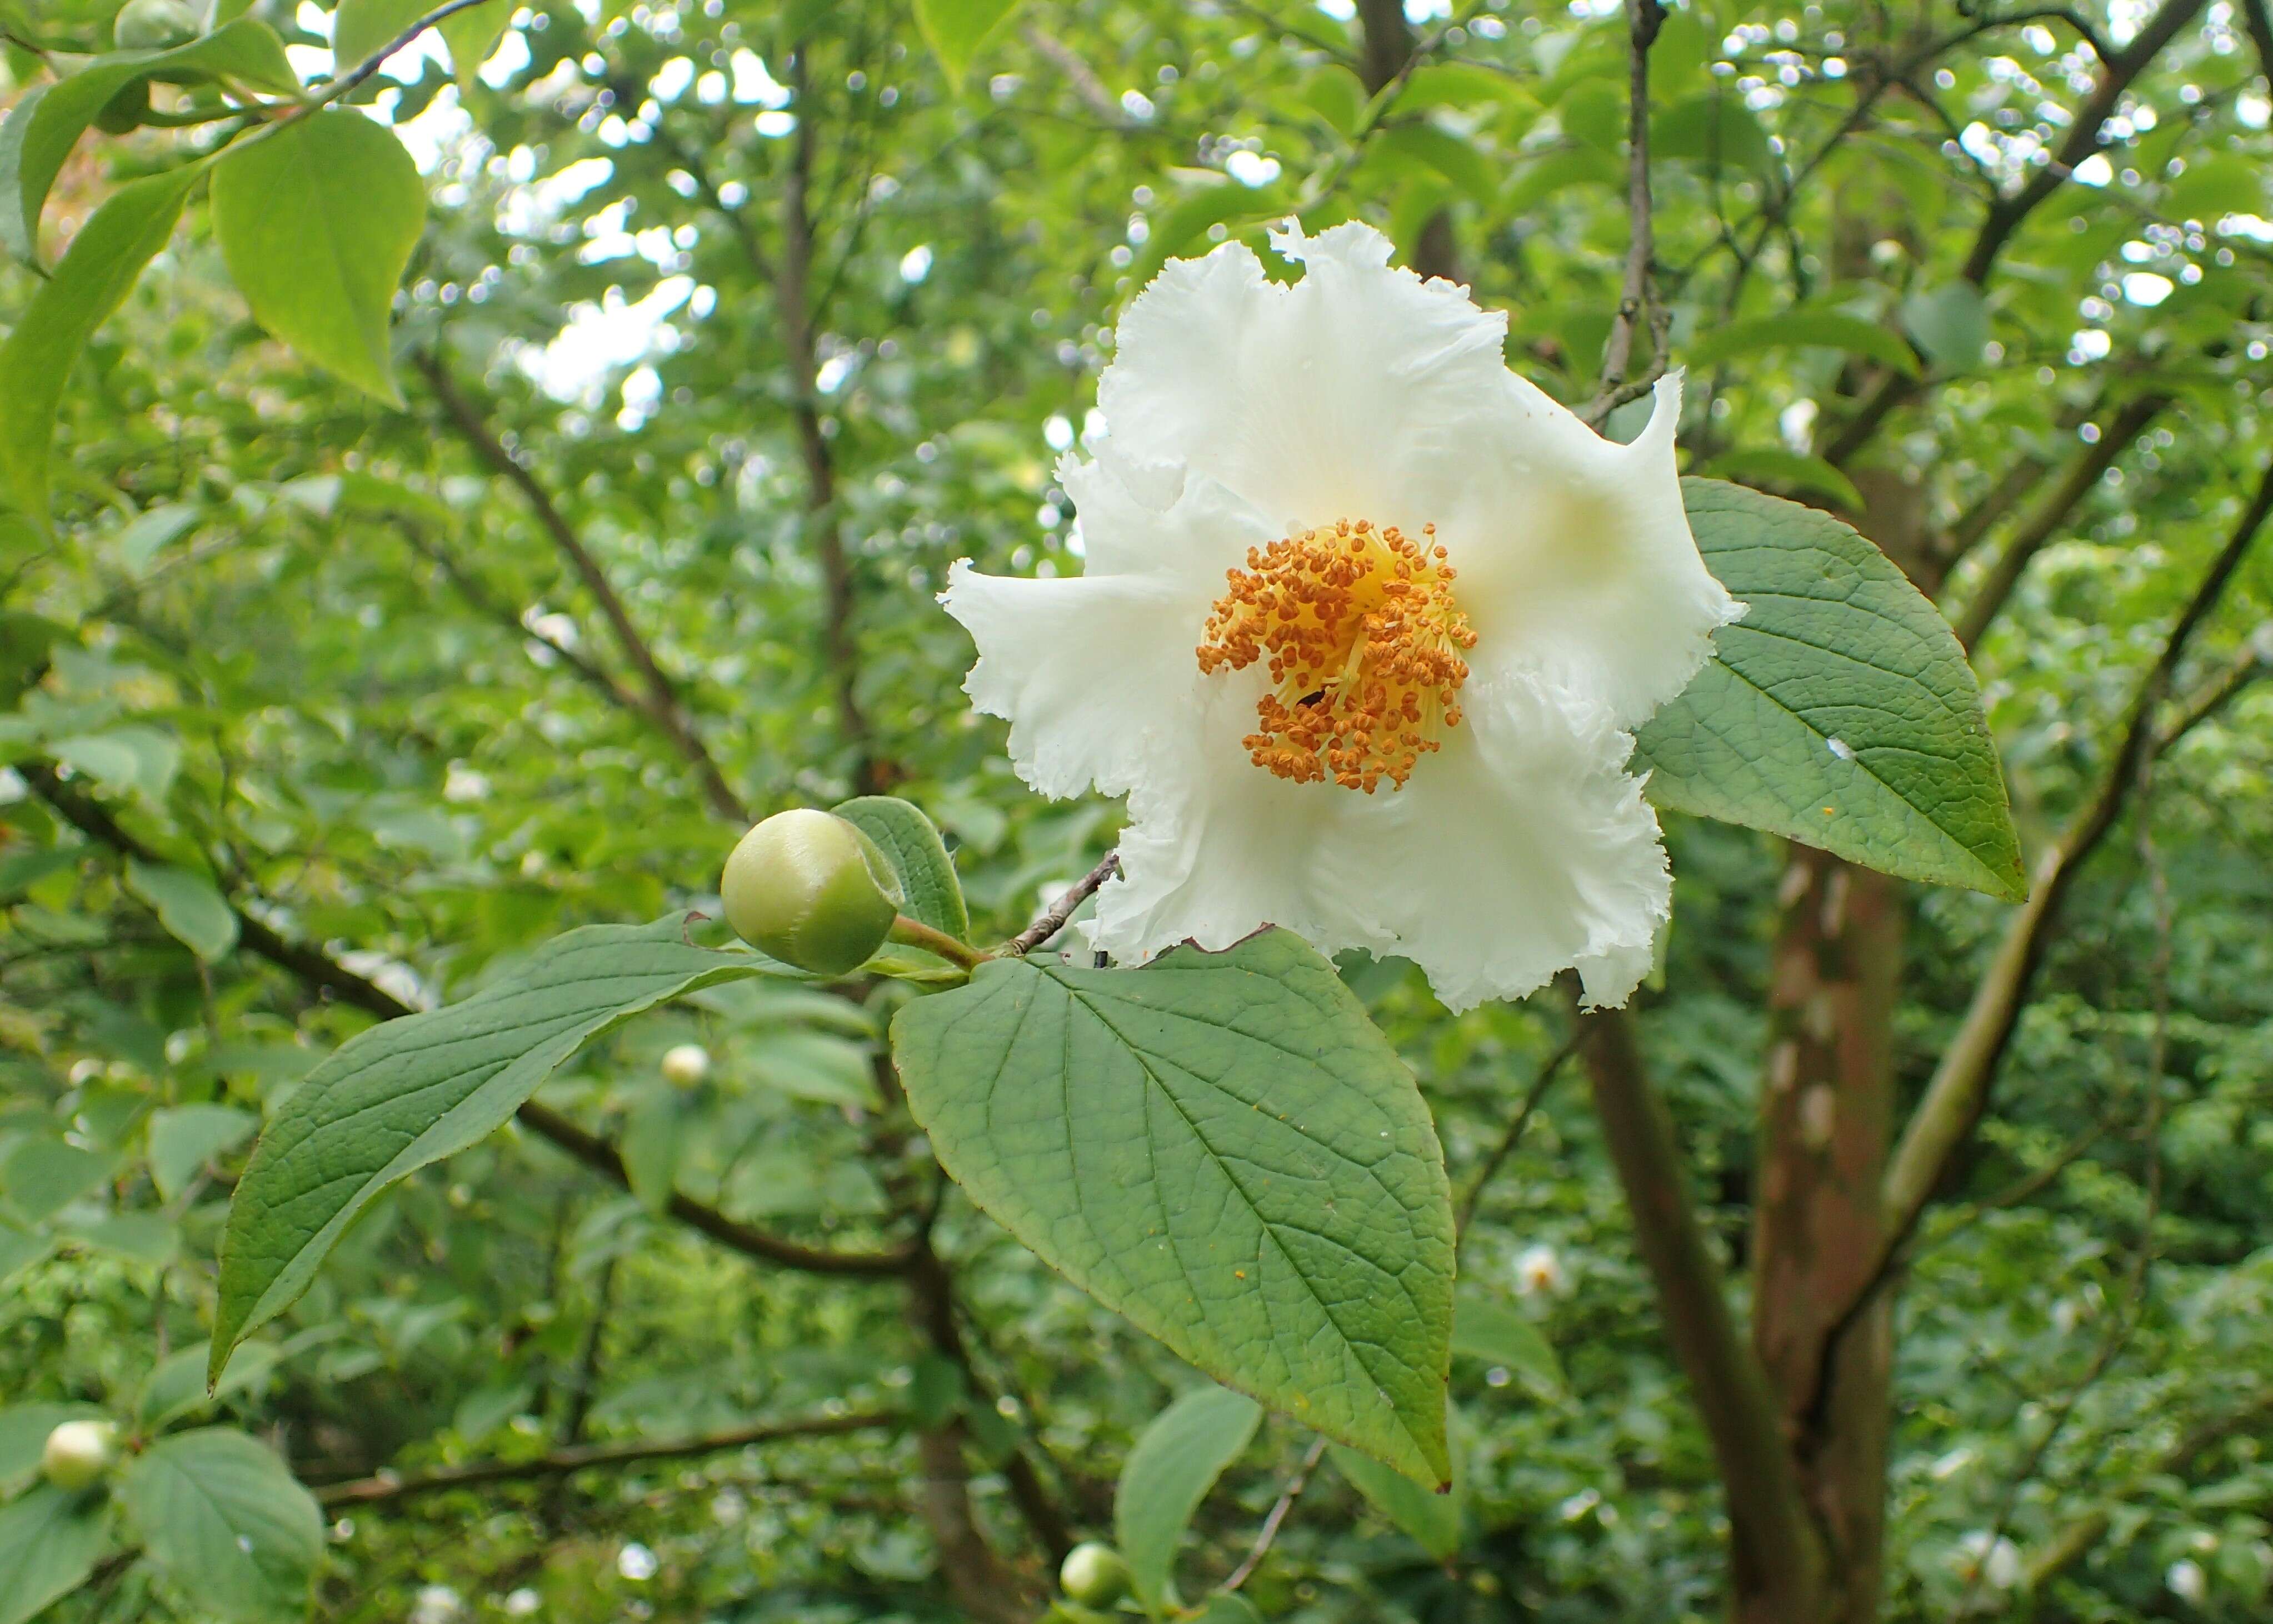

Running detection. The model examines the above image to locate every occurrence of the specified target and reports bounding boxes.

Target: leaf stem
[888,916,983,971]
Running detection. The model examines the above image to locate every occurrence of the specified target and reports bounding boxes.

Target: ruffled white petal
[1442,373,1742,729]
[1090,668,1670,1012]
[942,563,1204,802]
[1097,222,1513,538]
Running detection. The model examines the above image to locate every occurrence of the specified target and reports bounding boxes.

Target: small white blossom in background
[502,1589,540,1617]
[617,1542,658,1581]
[409,1586,463,1624]
[944,223,1739,1010]
[660,1043,710,1086]
[2167,1558,2209,1603]
[441,761,489,803]
[1513,1243,1567,1297]
[1960,1532,2022,1590]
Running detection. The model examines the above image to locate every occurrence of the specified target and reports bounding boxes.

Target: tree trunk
[1751,851,1904,1624]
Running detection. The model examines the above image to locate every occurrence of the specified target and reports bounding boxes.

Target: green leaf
[0,1402,105,1493]
[0,163,203,523]
[49,726,182,799]
[1185,1600,1264,1624]
[1696,447,1866,513]
[1332,1428,1463,1558]
[1899,282,1990,372]
[835,795,969,942]
[1684,307,1921,378]
[329,0,428,68]
[2164,153,2268,222]
[1651,92,1773,172]
[120,1428,322,1624]
[124,860,239,963]
[1115,1384,1262,1615]
[436,6,511,86]
[0,1484,109,1624]
[211,109,425,404]
[891,929,1455,1483]
[912,0,1022,83]
[747,1030,879,1108]
[148,1104,258,1202]
[1,1137,109,1223]
[138,1341,279,1428]
[211,917,781,1382]
[1450,1297,1563,1395]
[1633,479,2026,900]
[61,1211,178,1265]
[0,21,294,266]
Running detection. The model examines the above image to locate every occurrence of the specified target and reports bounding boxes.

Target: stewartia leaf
[912,0,1023,83]
[211,109,426,404]
[1115,1385,1261,1615]
[0,163,204,525]
[833,794,970,942]
[1634,478,2027,900]
[121,1428,322,1623]
[0,1484,108,1624]
[211,918,791,1382]
[0,19,296,266]
[890,929,1456,1485]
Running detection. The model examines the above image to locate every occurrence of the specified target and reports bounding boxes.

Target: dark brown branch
[2242,0,2273,88]
[1581,0,1668,428]
[21,763,911,1278]
[1578,1002,1827,1610]
[2159,631,2271,744]
[1951,394,2169,651]
[412,351,749,825]
[1005,851,1120,955]
[313,1410,896,1506]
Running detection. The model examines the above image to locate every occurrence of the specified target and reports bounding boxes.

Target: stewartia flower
[944,223,1739,1010]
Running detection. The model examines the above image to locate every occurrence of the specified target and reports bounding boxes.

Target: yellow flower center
[1196,518,1477,793]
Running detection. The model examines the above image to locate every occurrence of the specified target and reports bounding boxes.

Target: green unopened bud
[42,1420,118,1491]
[721,809,900,976]
[1059,1542,1132,1608]
[113,0,201,49]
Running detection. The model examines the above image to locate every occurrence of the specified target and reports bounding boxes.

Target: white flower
[409,1586,463,1624]
[1960,1532,2023,1590]
[943,223,1739,1010]
[1513,1242,1567,1296]
[2167,1558,2208,1603]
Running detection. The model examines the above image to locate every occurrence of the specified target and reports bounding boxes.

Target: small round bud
[113,0,202,49]
[42,1420,118,1491]
[1059,1542,1132,1608]
[660,1043,710,1087]
[720,809,900,977]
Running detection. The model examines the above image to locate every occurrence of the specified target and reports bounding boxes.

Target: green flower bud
[660,1043,710,1087]
[113,0,202,49]
[1058,1542,1132,1608]
[720,809,900,977]
[42,1420,118,1491]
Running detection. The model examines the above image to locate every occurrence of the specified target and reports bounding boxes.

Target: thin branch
[1581,0,1668,429]
[2158,628,2271,744]
[19,763,911,1278]
[1021,24,1131,127]
[2024,1388,2273,1589]
[2242,0,2273,89]
[1835,459,2273,1325]
[1005,851,1121,955]
[780,48,882,794]
[1951,394,2168,652]
[1221,1435,1330,1593]
[313,1410,895,1506]
[391,518,644,714]
[1455,1030,1582,1245]
[1821,0,2207,469]
[412,352,749,823]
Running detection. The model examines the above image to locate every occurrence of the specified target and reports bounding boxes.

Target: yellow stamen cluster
[1196,518,1476,792]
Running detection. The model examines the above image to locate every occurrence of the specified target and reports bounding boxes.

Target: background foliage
[2,0,2270,1619]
